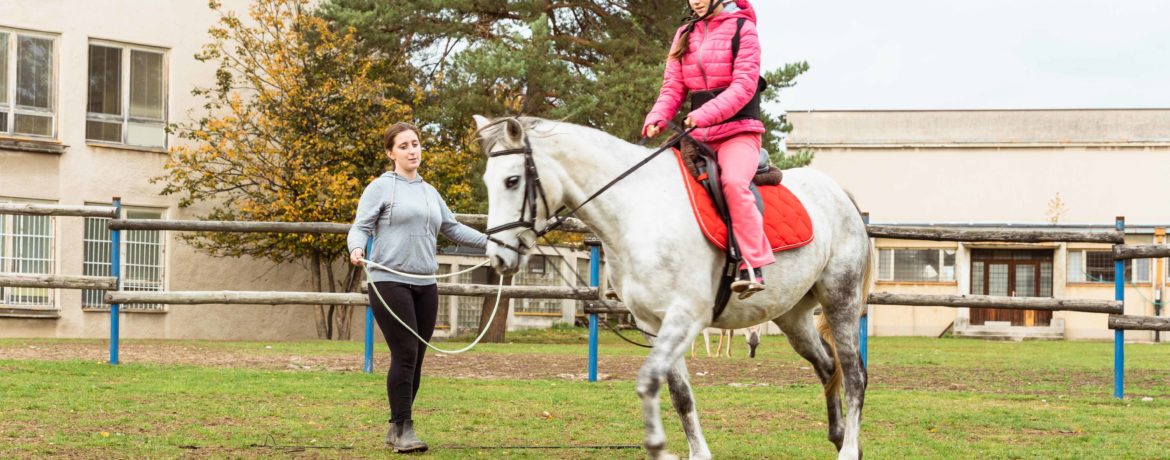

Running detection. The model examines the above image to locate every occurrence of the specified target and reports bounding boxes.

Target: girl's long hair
[669,0,723,61]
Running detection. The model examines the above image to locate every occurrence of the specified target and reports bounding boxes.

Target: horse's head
[746,326,761,358]
[474,115,566,276]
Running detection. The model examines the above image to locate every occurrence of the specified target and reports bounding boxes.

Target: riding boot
[392,419,428,453]
[731,269,765,300]
[385,422,399,447]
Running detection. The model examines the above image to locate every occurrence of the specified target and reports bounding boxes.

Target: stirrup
[731,266,765,299]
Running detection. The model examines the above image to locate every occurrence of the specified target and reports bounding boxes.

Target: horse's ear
[473,115,491,131]
[504,118,524,144]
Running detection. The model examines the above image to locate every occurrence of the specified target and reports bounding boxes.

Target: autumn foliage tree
[157,0,408,339]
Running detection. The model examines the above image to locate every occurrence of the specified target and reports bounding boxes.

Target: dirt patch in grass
[1,341,1164,397]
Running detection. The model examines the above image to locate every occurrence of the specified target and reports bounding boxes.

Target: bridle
[482,118,696,256]
[482,133,548,255]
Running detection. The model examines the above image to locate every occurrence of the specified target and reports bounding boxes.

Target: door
[970,250,1053,327]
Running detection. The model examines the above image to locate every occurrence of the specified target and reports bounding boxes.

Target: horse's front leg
[667,357,712,459]
[637,306,706,460]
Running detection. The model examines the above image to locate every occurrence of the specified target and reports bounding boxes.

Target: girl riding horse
[644,0,771,299]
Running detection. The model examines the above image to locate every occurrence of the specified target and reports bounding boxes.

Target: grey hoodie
[348,172,487,285]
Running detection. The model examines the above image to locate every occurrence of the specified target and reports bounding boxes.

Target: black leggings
[369,281,438,424]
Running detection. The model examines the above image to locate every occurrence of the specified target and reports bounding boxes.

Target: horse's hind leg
[667,358,712,459]
[815,277,868,460]
[774,294,844,450]
[636,307,706,460]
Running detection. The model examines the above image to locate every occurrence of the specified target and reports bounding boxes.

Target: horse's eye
[505,175,521,189]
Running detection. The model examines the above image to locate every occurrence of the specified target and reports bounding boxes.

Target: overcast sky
[753,0,1170,112]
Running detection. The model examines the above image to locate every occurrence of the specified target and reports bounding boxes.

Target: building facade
[0,1,591,341]
[789,109,1170,341]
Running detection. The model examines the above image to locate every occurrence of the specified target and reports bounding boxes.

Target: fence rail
[1109,315,1170,332]
[108,219,351,234]
[866,225,1124,244]
[103,218,1140,244]
[867,292,1123,314]
[106,285,602,305]
[0,203,116,218]
[0,273,117,290]
[1113,244,1170,260]
[107,214,594,235]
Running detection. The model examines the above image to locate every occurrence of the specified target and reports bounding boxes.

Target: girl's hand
[684,116,697,128]
[350,248,365,267]
[645,123,662,138]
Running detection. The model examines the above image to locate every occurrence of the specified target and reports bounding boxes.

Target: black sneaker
[730,269,765,300]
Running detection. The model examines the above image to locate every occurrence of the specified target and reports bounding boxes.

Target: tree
[323,0,813,215]
[156,0,409,339]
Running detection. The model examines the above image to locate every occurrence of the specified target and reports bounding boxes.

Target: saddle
[672,136,813,322]
[679,137,782,217]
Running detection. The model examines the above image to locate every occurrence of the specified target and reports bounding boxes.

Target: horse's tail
[817,315,843,398]
[861,237,875,318]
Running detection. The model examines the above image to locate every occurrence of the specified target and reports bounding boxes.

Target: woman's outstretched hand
[350,248,365,267]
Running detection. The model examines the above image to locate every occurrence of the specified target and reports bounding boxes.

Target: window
[1,29,57,138]
[576,256,591,316]
[1067,250,1145,283]
[455,266,489,333]
[0,210,55,308]
[86,41,167,148]
[878,248,955,282]
[435,264,450,327]
[82,209,165,311]
[513,255,565,314]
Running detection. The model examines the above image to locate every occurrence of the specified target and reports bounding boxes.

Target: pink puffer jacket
[643,0,764,142]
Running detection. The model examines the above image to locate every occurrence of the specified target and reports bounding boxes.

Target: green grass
[1,334,1168,459]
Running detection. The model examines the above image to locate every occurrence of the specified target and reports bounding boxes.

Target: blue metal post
[587,241,601,382]
[109,198,122,365]
[860,212,870,367]
[1114,216,1125,399]
[364,240,374,373]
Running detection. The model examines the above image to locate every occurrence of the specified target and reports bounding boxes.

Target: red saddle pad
[673,148,814,252]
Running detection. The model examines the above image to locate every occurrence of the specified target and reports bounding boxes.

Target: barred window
[513,255,563,314]
[878,248,955,282]
[456,266,489,333]
[82,209,165,312]
[1067,250,1144,283]
[575,256,591,316]
[0,211,55,308]
[435,264,451,327]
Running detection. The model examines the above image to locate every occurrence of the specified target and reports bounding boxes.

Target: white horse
[475,116,872,460]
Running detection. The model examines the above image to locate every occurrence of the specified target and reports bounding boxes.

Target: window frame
[877,247,957,283]
[85,39,169,150]
[1067,249,1146,284]
[0,27,59,140]
[81,206,167,313]
[0,198,57,310]
[513,254,564,315]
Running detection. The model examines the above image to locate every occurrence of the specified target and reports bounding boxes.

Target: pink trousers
[707,133,775,269]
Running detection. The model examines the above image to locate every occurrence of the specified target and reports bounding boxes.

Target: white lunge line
[361,258,504,354]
